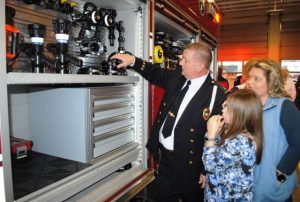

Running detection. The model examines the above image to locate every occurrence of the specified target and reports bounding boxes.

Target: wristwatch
[276,170,287,183]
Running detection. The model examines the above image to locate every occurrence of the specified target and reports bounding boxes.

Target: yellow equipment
[154,45,164,64]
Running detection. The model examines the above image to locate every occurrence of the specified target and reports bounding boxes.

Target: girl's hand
[207,115,224,139]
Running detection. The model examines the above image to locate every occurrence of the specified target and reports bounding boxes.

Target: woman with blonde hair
[245,59,300,202]
[203,89,263,201]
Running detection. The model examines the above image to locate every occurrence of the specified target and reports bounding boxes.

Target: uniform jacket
[130,58,226,192]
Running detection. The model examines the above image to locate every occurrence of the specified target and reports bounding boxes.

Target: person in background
[217,66,229,90]
[233,75,242,86]
[282,68,297,101]
[296,75,300,89]
[243,59,300,202]
[295,75,300,110]
[203,89,263,201]
[112,43,226,202]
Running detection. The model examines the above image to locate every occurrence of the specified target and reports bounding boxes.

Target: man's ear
[196,63,205,72]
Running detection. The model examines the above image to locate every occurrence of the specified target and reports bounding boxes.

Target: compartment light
[214,12,220,24]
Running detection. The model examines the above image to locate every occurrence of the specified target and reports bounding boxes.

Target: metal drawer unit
[90,85,136,159]
[29,84,138,164]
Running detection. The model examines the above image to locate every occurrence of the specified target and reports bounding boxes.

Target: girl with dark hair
[202,89,263,201]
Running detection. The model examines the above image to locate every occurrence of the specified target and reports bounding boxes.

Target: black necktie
[162,80,191,138]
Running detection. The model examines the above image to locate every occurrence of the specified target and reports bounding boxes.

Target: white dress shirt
[159,73,209,150]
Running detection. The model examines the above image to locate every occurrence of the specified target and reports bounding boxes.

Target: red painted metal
[166,0,219,38]
[155,4,199,34]
[151,85,164,125]
[147,0,156,170]
[148,85,164,170]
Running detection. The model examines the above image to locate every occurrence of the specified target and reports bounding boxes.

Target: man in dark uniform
[112,43,226,202]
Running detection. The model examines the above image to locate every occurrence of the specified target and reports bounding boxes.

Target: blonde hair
[185,42,212,69]
[219,89,263,163]
[282,68,296,101]
[281,68,289,82]
[242,58,258,83]
[247,59,289,98]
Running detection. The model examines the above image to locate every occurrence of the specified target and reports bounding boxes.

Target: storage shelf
[14,142,142,201]
[7,72,140,85]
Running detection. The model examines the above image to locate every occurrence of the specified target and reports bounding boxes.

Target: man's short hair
[185,42,212,69]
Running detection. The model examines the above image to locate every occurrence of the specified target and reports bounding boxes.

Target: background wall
[218,6,300,61]
[281,6,300,60]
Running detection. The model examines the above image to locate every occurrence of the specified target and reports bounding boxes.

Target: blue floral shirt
[202,134,256,202]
